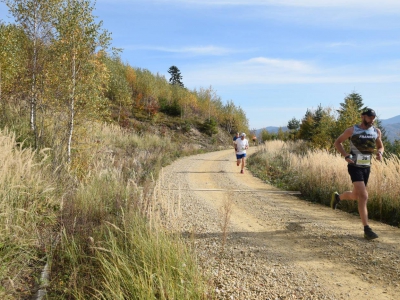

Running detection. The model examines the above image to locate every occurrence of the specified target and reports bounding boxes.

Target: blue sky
[1,0,400,129]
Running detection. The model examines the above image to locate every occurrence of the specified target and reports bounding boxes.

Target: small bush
[200,118,218,136]
[159,99,181,117]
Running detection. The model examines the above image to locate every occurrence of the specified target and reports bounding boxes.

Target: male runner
[235,133,249,174]
[331,108,384,240]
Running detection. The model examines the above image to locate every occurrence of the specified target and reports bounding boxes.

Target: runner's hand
[345,157,354,163]
[376,152,382,161]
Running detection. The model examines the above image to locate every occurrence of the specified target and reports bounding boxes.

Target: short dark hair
[361,108,376,117]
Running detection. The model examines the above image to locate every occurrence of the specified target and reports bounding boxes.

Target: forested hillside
[0,1,247,298]
[0,0,248,168]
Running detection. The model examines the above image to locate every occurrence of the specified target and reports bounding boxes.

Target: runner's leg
[340,181,368,226]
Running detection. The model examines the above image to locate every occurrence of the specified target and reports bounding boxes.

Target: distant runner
[233,132,240,157]
[233,132,240,145]
[234,133,249,174]
[331,108,384,240]
[252,135,257,146]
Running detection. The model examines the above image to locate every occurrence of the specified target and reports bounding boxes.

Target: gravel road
[158,147,400,299]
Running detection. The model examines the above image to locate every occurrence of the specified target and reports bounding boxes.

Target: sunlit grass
[0,129,58,298]
[92,217,209,299]
[46,122,212,299]
[248,140,400,226]
[1,122,213,299]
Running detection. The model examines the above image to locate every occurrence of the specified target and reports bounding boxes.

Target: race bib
[355,154,371,166]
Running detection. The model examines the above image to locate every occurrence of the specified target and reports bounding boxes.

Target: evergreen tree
[312,107,336,150]
[261,129,276,142]
[335,93,364,138]
[287,117,300,140]
[297,106,336,149]
[168,65,184,87]
[374,118,391,155]
[338,92,365,113]
[298,109,314,141]
[277,127,286,140]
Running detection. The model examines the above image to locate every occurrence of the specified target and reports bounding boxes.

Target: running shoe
[237,162,240,166]
[330,192,340,209]
[364,228,378,240]
[240,169,244,174]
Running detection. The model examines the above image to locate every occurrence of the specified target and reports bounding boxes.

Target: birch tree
[222,100,237,134]
[104,55,131,123]
[3,0,60,146]
[53,0,110,164]
[0,23,28,119]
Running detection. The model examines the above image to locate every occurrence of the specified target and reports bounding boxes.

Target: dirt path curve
[159,147,400,299]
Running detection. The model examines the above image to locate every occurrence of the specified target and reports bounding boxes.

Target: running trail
[159,147,400,299]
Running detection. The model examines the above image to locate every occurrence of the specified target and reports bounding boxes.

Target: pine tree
[168,65,184,87]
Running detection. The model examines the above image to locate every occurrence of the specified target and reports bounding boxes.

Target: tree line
[260,92,400,156]
[0,0,249,168]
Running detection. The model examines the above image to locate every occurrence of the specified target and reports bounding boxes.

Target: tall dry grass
[91,217,209,300]
[0,129,58,298]
[248,140,400,226]
[47,122,211,299]
[0,121,212,299]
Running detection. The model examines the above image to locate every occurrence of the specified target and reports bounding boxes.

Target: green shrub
[159,99,181,117]
[200,118,218,136]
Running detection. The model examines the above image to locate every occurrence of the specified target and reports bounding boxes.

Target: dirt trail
[160,147,400,299]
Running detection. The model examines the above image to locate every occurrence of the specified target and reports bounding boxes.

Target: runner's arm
[375,128,384,161]
[334,127,353,158]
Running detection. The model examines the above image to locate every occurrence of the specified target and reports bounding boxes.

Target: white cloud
[122,45,234,56]
[299,40,400,53]
[325,42,356,48]
[183,57,400,87]
[244,57,317,73]
[266,0,400,9]
[153,0,400,11]
[177,46,234,55]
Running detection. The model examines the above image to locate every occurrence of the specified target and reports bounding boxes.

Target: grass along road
[158,147,400,299]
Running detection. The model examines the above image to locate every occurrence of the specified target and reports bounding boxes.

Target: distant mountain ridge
[257,115,400,142]
[265,126,288,132]
[254,126,288,137]
[380,115,400,141]
[381,115,400,126]
[382,123,400,142]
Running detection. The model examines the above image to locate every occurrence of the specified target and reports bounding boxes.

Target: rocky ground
[158,147,400,300]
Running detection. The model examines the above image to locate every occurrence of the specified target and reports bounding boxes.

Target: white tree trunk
[67,50,76,164]
[30,10,38,134]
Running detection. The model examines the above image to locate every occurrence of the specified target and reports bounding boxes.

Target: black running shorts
[347,164,370,186]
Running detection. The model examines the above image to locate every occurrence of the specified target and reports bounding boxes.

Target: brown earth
[159,146,400,299]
